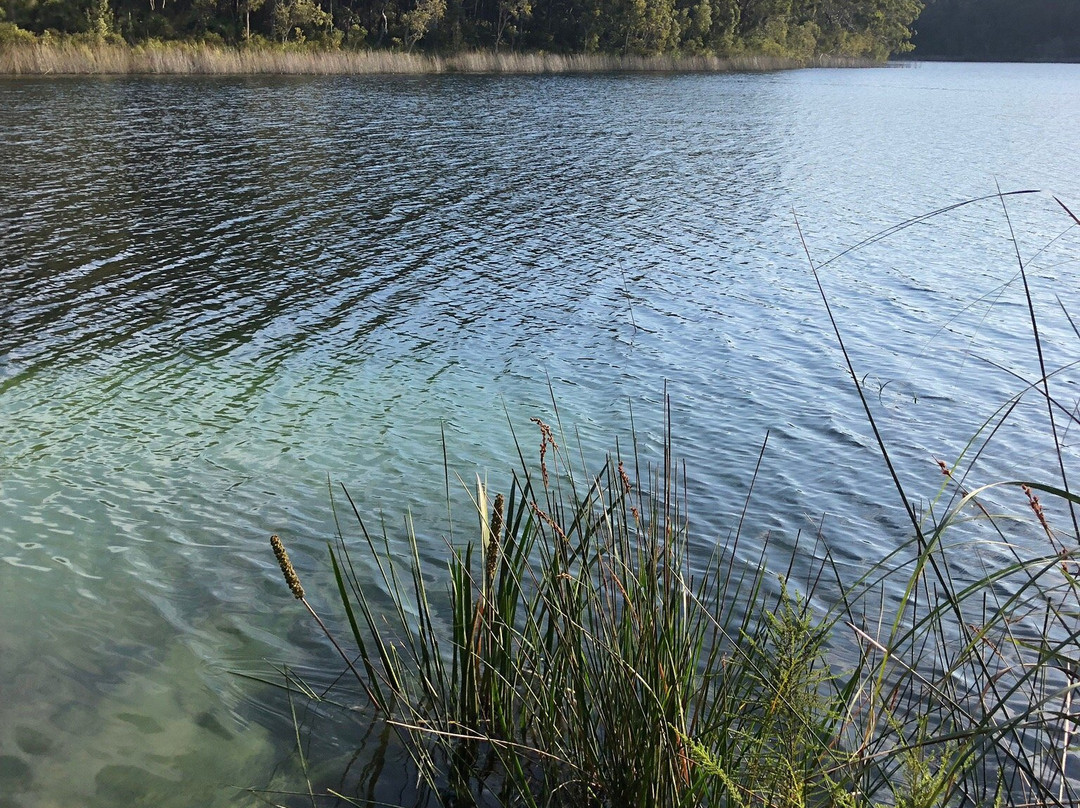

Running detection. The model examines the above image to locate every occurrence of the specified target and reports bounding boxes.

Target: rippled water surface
[2,63,1079,805]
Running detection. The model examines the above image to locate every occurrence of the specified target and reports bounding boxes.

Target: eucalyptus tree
[402,0,443,50]
[271,0,333,41]
[494,0,528,49]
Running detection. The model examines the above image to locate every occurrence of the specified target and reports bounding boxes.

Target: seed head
[486,493,504,590]
[531,418,557,487]
[270,534,306,599]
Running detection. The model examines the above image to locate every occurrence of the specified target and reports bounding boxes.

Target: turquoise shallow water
[1,63,1079,805]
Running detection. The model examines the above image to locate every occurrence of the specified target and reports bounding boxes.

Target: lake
[1,62,1079,806]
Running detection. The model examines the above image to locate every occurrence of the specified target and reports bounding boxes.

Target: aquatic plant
[0,39,875,75]
[267,192,1080,806]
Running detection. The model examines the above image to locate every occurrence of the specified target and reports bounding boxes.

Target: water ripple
[2,66,1080,805]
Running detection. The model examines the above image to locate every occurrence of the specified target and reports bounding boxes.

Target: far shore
[0,42,883,76]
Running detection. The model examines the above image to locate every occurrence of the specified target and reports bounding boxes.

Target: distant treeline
[912,0,1080,61]
[0,0,923,60]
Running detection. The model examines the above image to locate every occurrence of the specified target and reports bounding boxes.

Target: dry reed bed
[0,42,875,75]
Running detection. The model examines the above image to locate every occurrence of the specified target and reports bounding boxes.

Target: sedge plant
[268,191,1080,807]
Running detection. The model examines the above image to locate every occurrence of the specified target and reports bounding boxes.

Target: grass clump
[267,193,1080,807]
[274,415,861,807]
[269,426,1080,806]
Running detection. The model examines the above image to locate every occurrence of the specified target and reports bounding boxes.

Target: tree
[704,0,740,52]
[861,0,922,57]
[401,0,443,50]
[494,0,527,49]
[272,0,331,41]
[86,0,115,37]
[0,4,37,41]
[239,0,265,38]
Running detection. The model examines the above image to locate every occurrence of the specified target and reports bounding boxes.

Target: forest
[912,0,1080,61]
[1,0,1074,70]
[0,0,925,60]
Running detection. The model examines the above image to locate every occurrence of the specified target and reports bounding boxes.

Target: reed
[268,193,1080,806]
[0,39,878,76]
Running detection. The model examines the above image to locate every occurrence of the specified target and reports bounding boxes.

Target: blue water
[1,63,1079,805]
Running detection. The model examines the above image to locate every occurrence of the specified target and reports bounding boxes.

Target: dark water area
[1,63,1079,805]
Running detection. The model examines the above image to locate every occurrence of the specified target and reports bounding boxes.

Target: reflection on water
[1,65,1079,805]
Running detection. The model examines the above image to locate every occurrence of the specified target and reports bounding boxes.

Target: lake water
[1,62,1079,806]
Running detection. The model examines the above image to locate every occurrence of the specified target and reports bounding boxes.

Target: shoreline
[0,43,883,76]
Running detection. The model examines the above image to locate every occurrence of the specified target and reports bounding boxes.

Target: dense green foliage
[0,0,923,59]
[912,0,1080,61]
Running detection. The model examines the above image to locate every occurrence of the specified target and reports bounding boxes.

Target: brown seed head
[486,494,504,589]
[531,500,567,546]
[270,534,306,599]
[530,418,558,487]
